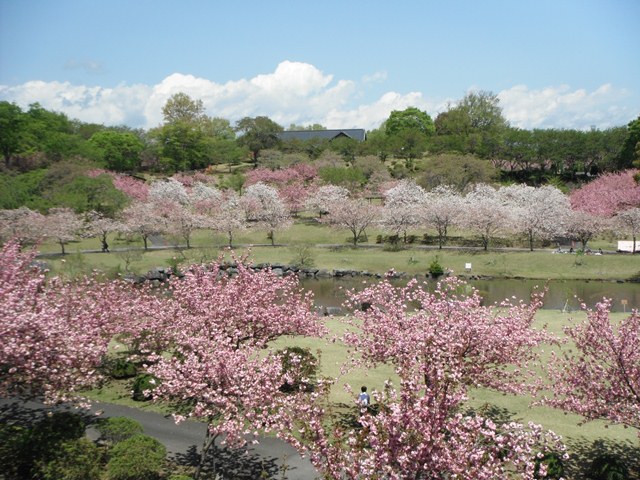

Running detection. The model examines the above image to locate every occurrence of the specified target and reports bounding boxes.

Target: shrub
[97,417,144,444]
[168,476,193,480]
[41,438,102,480]
[588,454,629,480]
[107,434,166,480]
[111,358,137,379]
[428,258,444,277]
[278,346,319,393]
[534,452,565,479]
[132,374,159,401]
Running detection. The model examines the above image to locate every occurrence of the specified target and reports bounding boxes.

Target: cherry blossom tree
[242,182,292,246]
[563,209,607,251]
[381,180,426,243]
[422,185,463,249]
[0,207,46,246]
[154,199,205,249]
[149,178,190,205]
[544,299,640,436]
[197,191,247,248]
[305,184,350,218]
[461,184,511,250]
[0,241,130,405]
[83,210,123,252]
[570,169,640,217]
[280,276,565,479]
[121,201,167,250]
[42,207,84,255]
[322,197,380,246]
[499,184,571,251]
[616,207,640,253]
[129,257,323,479]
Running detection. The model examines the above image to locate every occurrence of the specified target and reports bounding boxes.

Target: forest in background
[1,91,639,215]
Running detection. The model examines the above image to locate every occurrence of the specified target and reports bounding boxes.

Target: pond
[301,277,640,313]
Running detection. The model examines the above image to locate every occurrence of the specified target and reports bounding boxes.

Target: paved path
[0,397,318,480]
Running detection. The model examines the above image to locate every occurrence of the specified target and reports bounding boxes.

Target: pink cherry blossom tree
[381,180,427,243]
[121,201,168,250]
[616,207,640,253]
[305,184,350,218]
[42,207,84,255]
[0,241,130,405]
[461,184,511,250]
[83,210,123,252]
[0,207,46,246]
[322,197,380,246]
[499,184,571,251]
[543,299,640,436]
[242,182,292,246]
[280,276,565,479]
[128,257,323,479]
[563,209,608,251]
[570,169,640,217]
[149,178,190,205]
[422,185,463,249]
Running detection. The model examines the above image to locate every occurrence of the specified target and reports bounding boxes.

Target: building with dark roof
[278,129,366,142]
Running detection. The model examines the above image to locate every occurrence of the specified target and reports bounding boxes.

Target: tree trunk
[60,241,66,255]
[194,429,219,480]
[143,235,148,250]
[228,231,233,248]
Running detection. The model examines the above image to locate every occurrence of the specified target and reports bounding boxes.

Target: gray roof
[278,129,366,142]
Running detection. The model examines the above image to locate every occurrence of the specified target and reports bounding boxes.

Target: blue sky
[1,0,639,131]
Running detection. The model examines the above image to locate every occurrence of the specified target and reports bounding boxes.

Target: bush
[168,476,193,480]
[97,417,144,444]
[534,452,565,479]
[107,434,166,480]
[588,454,629,480]
[132,374,159,401]
[41,438,102,480]
[428,258,444,277]
[111,358,138,379]
[278,346,319,393]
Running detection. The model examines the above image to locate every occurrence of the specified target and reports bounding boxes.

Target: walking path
[0,397,318,479]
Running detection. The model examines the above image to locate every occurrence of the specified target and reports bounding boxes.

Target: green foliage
[89,130,144,172]
[418,153,498,191]
[168,476,193,480]
[132,373,159,401]
[428,257,445,277]
[96,416,144,444]
[318,166,367,190]
[277,346,319,393]
[385,106,435,137]
[533,452,565,479]
[110,358,138,379]
[588,454,629,480]
[106,434,166,480]
[41,438,102,480]
[0,412,87,480]
[0,169,49,210]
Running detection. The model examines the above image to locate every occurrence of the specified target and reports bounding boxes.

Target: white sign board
[617,241,638,253]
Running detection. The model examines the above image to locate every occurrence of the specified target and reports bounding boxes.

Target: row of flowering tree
[1,241,638,478]
[2,168,638,253]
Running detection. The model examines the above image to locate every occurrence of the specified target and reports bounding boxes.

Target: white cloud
[498,83,634,130]
[0,61,637,131]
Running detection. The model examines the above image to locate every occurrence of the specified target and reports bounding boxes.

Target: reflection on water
[301,277,639,313]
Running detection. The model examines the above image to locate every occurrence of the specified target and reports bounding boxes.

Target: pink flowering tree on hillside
[127,256,323,479]
[543,300,640,437]
[0,241,130,405]
[563,210,608,251]
[280,276,566,479]
[570,169,640,217]
[121,201,168,250]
